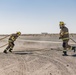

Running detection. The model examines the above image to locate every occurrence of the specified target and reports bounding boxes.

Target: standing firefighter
[3,32,21,54]
[59,21,72,56]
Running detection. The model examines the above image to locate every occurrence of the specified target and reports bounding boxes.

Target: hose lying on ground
[0,43,8,48]
[0,35,9,41]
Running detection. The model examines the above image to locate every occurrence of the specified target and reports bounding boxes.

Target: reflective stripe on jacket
[62,38,69,41]
[9,34,18,42]
[60,26,69,40]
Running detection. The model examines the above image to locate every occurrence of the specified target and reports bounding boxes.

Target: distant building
[41,32,48,35]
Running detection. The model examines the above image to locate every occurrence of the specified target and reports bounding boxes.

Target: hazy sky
[0,0,76,34]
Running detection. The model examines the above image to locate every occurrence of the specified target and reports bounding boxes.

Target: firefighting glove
[72,46,76,52]
[59,37,62,39]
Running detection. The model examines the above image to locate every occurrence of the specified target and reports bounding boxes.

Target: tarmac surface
[0,35,76,75]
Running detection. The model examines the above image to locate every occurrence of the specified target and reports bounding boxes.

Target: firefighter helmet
[16,31,21,35]
[59,21,65,26]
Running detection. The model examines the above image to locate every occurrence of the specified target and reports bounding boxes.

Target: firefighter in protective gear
[59,21,71,56]
[3,32,21,53]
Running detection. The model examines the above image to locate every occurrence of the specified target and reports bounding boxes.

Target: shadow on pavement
[14,51,33,55]
[71,54,76,57]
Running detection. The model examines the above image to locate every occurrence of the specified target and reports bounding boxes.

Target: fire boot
[3,50,7,54]
[9,49,12,53]
[72,46,76,52]
[62,51,68,56]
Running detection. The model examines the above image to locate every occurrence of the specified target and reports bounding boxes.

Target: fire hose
[0,35,9,48]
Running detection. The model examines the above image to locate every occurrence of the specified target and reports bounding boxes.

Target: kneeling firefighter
[3,32,21,53]
[59,21,76,56]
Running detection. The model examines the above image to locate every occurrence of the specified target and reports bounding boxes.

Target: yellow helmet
[59,21,65,26]
[16,31,21,35]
